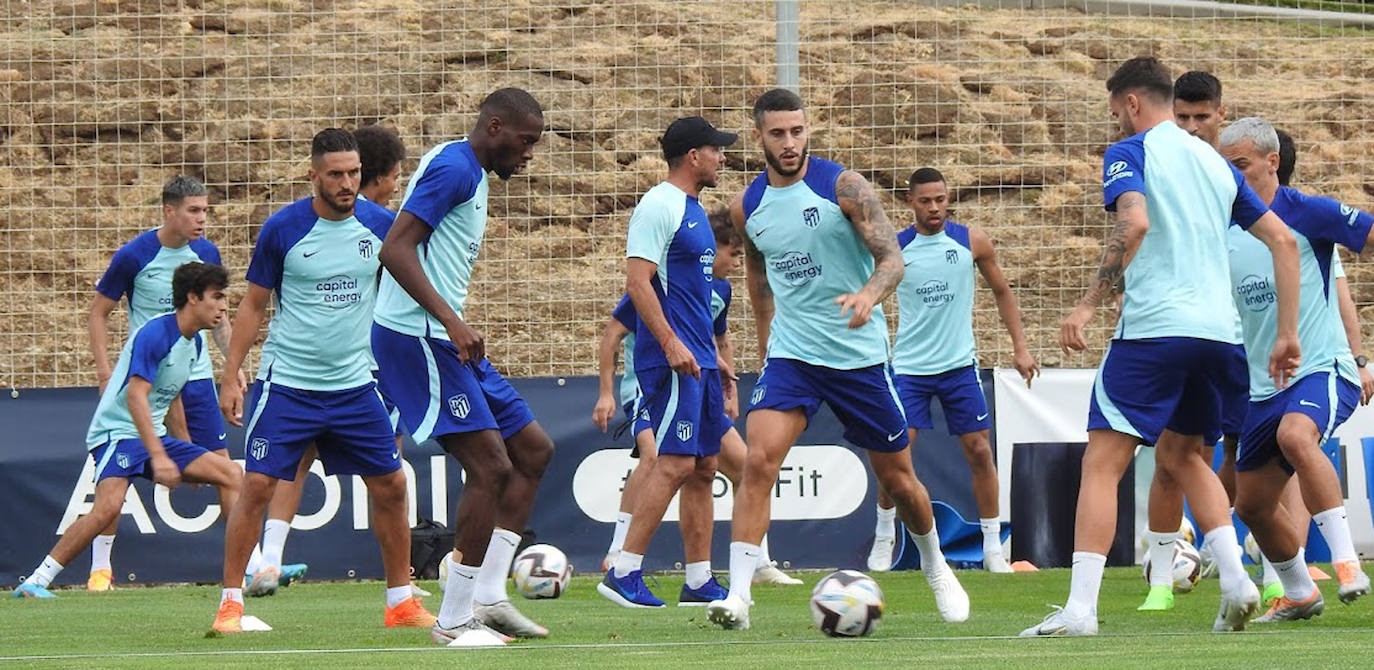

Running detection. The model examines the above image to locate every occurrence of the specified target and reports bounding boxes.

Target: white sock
[685,561,711,589]
[1261,554,1280,587]
[261,518,291,569]
[757,534,773,567]
[1313,506,1359,564]
[726,541,760,602]
[221,587,243,605]
[25,555,63,588]
[1274,548,1317,601]
[437,557,479,629]
[1064,551,1106,618]
[1144,530,1179,588]
[909,524,947,575]
[608,512,632,555]
[980,518,1002,557]
[475,528,521,605]
[91,534,115,572]
[245,544,265,575]
[1203,526,1248,592]
[612,551,643,579]
[386,585,412,608]
[875,505,896,539]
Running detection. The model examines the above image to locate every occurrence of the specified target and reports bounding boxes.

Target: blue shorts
[1237,370,1359,474]
[749,358,909,452]
[372,371,403,437]
[244,380,399,481]
[1087,337,1237,445]
[371,324,536,443]
[182,378,228,450]
[896,366,990,436]
[633,366,730,458]
[1219,345,1249,440]
[91,436,211,482]
[622,396,641,424]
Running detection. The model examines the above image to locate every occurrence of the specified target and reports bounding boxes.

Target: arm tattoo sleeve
[835,170,903,301]
[1081,191,1143,308]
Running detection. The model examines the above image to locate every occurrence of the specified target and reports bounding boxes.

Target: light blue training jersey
[374,139,489,340]
[612,279,731,407]
[1227,186,1372,399]
[86,312,202,449]
[892,221,977,375]
[95,230,221,380]
[1333,256,1358,382]
[1101,121,1269,343]
[245,197,394,391]
[742,156,889,369]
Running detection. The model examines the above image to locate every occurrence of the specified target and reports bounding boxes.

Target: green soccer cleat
[1262,581,1285,609]
[1137,584,1175,611]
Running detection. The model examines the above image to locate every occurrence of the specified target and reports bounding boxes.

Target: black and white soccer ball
[809,569,884,637]
[511,544,572,599]
[1141,539,1203,594]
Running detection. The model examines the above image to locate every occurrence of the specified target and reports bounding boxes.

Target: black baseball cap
[660,116,737,160]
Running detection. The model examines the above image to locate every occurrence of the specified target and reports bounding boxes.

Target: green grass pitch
[5,568,1374,668]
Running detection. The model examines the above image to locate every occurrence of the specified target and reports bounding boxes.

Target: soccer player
[1173,70,1226,147]
[84,176,234,592]
[244,123,411,595]
[16,262,241,598]
[1022,57,1302,637]
[867,167,1039,574]
[708,89,969,631]
[212,128,433,633]
[372,88,553,647]
[1218,117,1372,621]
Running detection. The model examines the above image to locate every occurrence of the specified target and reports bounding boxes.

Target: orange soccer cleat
[211,599,244,634]
[385,597,438,628]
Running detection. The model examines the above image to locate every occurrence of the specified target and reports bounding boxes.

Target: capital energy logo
[917,279,954,307]
[699,247,716,280]
[1235,274,1274,312]
[317,275,361,308]
[773,250,822,287]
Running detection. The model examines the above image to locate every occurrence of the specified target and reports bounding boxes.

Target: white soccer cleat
[475,600,548,638]
[1335,561,1371,604]
[1213,581,1261,632]
[432,618,510,647]
[706,593,751,630]
[753,561,803,585]
[1019,605,1097,637]
[867,536,896,572]
[927,567,970,623]
[984,552,1014,574]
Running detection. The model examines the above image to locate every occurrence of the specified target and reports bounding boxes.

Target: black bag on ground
[410,519,455,580]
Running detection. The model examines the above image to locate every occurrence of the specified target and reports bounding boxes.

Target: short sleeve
[1229,167,1270,231]
[195,239,222,266]
[400,151,477,229]
[1334,254,1346,280]
[1101,138,1146,211]
[611,294,638,332]
[713,280,731,336]
[245,220,285,290]
[1295,195,1373,253]
[127,320,174,383]
[625,192,678,263]
[94,246,139,301]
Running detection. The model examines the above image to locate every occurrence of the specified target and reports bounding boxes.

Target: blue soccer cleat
[279,563,308,587]
[13,583,56,599]
[597,569,665,608]
[678,575,728,607]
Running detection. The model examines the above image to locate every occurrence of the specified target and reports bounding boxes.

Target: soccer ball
[1178,517,1196,546]
[809,570,884,637]
[1244,531,1263,565]
[511,544,572,599]
[437,550,453,591]
[1141,539,1203,594]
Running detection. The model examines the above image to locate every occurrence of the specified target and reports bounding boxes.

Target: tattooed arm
[1059,190,1149,354]
[834,170,904,329]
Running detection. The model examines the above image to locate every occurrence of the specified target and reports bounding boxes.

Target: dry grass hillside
[2,1,1373,387]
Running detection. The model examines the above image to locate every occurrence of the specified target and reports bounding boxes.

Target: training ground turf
[5,568,1374,668]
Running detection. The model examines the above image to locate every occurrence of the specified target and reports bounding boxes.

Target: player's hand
[96,368,112,395]
[592,394,616,433]
[835,292,876,329]
[236,369,248,394]
[1059,304,1094,355]
[151,456,181,489]
[1359,367,1373,406]
[1014,349,1040,388]
[664,337,701,379]
[721,370,740,421]
[445,320,485,363]
[219,375,245,427]
[1268,333,1301,390]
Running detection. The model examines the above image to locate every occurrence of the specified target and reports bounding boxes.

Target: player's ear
[1217,103,1227,122]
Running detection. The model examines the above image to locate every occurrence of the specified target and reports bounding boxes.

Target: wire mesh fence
[2,0,1372,389]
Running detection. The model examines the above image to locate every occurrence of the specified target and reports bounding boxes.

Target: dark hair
[709,208,742,247]
[478,87,544,122]
[1276,128,1296,187]
[355,125,406,188]
[1106,56,1174,103]
[1174,70,1223,105]
[666,154,686,171]
[752,88,804,127]
[172,262,228,310]
[162,175,207,206]
[311,127,358,161]
[907,167,946,189]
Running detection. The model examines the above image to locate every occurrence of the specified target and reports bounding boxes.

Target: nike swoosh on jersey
[976,413,989,421]
[886,431,903,441]
[688,221,699,228]
[218,433,227,440]
[391,451,399,459]
[303,249,320,258]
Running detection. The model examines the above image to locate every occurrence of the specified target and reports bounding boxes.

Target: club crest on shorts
[751,384,766,406]
[448,393,470,419]
[116,452,130,469]
[802,206,820,228]
[250,438,270,461]
[676,420,693,442]
[358,238,374,259]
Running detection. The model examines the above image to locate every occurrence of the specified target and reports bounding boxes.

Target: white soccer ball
[1178,517,1196,546]
[1244,531,1263,565]
[437,550,453,591]
[1141,539,1203,594]
[511,544,572,599]
[809,569,884,637]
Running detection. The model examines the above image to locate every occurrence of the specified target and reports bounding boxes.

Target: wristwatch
[1357,355,1369,369]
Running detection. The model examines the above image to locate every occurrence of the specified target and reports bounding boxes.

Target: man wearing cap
[597,116,737,608]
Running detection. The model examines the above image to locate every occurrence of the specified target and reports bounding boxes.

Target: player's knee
[513,431,555,476]
[472,454,513,490]
[367,472,407,509]
[1275,422,1317,461]
[692,456,718,484]
[960,437,994,468]
[878,473,921,507]
[89,495,124,523]
[241,473,277,504]
[1233,494,1271,526]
